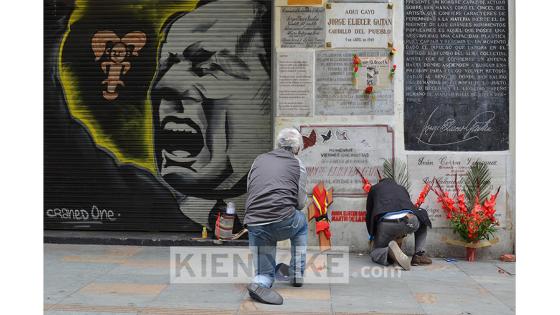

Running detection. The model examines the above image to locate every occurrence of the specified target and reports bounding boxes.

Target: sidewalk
[44,244,515,315]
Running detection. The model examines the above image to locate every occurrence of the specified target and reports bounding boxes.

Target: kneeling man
[245,128,308,305]
[366,178,432,270]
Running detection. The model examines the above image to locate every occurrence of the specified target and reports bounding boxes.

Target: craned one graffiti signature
[46,205,119,223]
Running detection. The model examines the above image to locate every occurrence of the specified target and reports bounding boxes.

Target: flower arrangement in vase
[430,161,500,261]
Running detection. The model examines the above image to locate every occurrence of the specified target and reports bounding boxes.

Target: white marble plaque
[299,125,394,195]
[407,154,507,228]
[325,2,392,48]
[281,6,326,48]
[315,49,393,115]
[277,50,314,117]
[323,197,369,251]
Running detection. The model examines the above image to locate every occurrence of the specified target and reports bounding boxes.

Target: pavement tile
[239,296,332,314]
[45,303,236,314]
[79,283,167,295]
[55,282,168,308]
[147,283,245,310]
[488,289,515,312]
[45,312,130,315]
[44,251,120,304]
[331,293,425,315]
[495,262,515,275]
[416,291,514,315]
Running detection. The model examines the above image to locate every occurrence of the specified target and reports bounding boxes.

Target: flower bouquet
[430,161,500,261]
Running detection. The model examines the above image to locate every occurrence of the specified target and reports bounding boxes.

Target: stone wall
[273,0,515,259]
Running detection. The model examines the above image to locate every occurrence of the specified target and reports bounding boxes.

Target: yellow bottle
[202,226,208,239]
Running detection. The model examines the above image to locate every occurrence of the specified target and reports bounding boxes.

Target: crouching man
[244,128,308,305]
[365,178,432,270]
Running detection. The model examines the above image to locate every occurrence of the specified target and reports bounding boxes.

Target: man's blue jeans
[248,210,308,288]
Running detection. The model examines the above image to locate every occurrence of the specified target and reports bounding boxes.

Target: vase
[466,247,476,262]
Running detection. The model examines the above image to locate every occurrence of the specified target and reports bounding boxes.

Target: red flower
[482,189,500,223]
[364,85,374,94]
[437,191,456,218]
[415,183,431,208]
[457,194,467,214]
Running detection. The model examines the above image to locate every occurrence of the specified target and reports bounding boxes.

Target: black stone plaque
[404,0,509,151]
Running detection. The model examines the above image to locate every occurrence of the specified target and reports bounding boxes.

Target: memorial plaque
[277,50,314,117]
[325,2,392,48]
[299,125,394,195]
[404,0,509,151]
[408,154,507,228]
[281,6,325,48]
[325,197,369,252]
[315,49,393,115]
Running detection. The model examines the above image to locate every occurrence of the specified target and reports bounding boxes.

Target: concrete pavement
[44,244,515,315]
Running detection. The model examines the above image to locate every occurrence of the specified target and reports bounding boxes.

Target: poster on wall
[44,0,273,231]
[325,2,392,48]
[361,56,391,89]
[407,154,507,228]
[298,125,394,196]
[277,50,314,117]
[404,0,509,151]
[280,6,325,48]
[315,49,393,115]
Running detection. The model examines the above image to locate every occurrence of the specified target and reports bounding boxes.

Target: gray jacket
[244,148,307,225]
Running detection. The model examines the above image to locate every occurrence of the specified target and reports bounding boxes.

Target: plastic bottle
[226,202,236,215]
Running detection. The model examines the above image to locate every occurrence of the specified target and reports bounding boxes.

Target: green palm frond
[382,159,410,192]
[462,161,492,209]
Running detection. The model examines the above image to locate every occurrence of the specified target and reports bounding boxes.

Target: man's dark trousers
[370,214,428,266]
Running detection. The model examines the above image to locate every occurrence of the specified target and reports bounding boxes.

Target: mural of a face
[151,0,271,199]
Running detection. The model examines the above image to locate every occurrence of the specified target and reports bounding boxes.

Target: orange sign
[287,0,322,5]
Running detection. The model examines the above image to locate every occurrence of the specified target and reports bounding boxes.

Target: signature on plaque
[417,106,495,146]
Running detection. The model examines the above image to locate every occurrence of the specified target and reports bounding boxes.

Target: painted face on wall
[151,0,271,199]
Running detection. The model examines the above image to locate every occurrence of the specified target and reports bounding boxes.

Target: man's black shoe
[247,283,283,305]
[291,277,304,287]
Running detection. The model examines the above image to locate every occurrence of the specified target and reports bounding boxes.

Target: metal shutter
[44,0,272,232]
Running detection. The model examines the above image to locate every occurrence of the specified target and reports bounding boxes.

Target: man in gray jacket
[244,128,308,305]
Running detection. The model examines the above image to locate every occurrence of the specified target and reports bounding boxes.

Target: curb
[44,230,249,247]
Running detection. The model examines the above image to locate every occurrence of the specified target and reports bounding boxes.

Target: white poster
[315,49,394,115]
[277,50,314,117]
[299,125,394,195]
[280,6,326,48]
[325,3,393,48]
[407,154,507,228]
[361,56,391,89]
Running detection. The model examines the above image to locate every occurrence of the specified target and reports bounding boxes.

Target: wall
[273,0,515,258]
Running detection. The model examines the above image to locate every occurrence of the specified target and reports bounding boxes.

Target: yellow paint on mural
[58,0,200,173]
